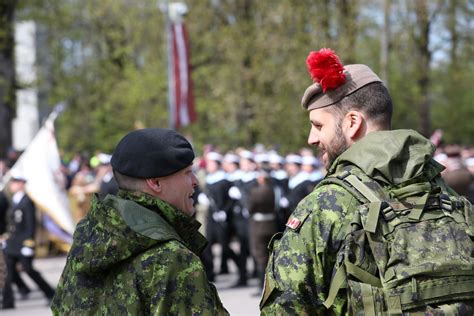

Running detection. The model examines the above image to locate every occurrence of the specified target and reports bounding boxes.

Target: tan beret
[301,64,382,111]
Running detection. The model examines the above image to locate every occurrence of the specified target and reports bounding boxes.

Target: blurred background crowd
[1,140,473,304]
[0,1,473,311]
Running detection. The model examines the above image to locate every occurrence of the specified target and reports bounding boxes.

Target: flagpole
[164,0,175,130]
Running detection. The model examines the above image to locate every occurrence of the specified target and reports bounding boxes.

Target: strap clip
[439,194,452,212]
[381,202,396,221]
[336,170,350,180]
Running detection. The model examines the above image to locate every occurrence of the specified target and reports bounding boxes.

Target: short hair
[113,170,146,192]
[328,82,393,129]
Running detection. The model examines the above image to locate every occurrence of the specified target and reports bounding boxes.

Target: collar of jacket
[327,129,445,186]
[105,190,207,254]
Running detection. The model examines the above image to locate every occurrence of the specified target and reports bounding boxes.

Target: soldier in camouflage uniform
[52,128,228,315]
[260,49,473,314]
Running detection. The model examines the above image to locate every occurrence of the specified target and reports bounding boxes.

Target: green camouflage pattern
[260,179,357,315]
[260,130,474,315]
[330,170,473,314]
[52,190,228,315]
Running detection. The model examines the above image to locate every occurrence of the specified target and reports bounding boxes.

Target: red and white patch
[286,217,301,230]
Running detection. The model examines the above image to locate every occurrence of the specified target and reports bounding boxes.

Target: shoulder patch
[286,217,302,230]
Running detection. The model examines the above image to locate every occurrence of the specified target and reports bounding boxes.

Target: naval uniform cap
[9,169,27,182]
[269,153,284,165]
[206,152,223,162]
[302,155,318,166]
[98,153,112,165]
[239,150,254,161]
[111,128,194,178]
[255,153,270,163]
[285,154,302,165]
[223,153,240,164]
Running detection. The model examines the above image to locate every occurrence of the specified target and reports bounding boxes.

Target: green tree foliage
[0,0,17,158]
[16,0,474,158]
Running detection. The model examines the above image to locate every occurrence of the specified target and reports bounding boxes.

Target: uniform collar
[12,191,25,204]
[116,190,207,254]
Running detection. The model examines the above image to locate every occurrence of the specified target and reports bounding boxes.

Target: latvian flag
[169,20,196,129]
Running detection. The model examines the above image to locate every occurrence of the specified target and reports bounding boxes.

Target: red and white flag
[169,20,196,129]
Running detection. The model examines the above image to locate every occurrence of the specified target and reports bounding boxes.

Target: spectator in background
[440,145,472,197]
[68,160,96,222]
[0,190,8,236]
[199,152,241,283]
[96,154,118,200]
[1,170,55,309]
[301,155,324,188]
[462,151,474,203]
[0,251,5,306]
[283,154,312,218]
[248,171,277,294]
[0,160,8,183]
[67,153,83,176]
[5,148,20,169]
[0,190,8,309]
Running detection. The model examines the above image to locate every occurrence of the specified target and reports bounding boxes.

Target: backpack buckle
[336,170,350,180]
[381,202,396,221]
[439,194,452,212]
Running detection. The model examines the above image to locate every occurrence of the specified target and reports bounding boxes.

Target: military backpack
[321,168,474,315]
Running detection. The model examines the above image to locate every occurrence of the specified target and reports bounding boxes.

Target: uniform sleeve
[260,184,359,315]
[139,242,229,316]
[22,198,37,241]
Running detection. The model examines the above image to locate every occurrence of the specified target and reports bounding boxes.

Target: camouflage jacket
[52,190,228,315]
[260,129,466,315]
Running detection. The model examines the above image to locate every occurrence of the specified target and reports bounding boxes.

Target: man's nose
[192,173,198,187]
[308,129,319,146]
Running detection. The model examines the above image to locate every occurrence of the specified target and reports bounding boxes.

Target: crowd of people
[1,137,473,310]
[0,152,472,312]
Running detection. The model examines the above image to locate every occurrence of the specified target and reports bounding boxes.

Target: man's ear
[344,110,366,141]
[145,178,162,194]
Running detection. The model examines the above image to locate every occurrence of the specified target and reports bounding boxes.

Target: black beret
[111,128,195,178]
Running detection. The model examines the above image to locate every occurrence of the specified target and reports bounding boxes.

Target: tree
[20,0,474,158]
[0,0,17,159]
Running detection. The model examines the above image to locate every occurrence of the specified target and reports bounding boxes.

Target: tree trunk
[414,0,432,137]
[380,0,391,86]
[338,0,359,63]
[447,0,458,69]
[0,0,17,159]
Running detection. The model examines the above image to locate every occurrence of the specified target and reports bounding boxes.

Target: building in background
[13,21,40,151]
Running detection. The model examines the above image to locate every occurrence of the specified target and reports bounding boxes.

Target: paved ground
[2,254,261,315]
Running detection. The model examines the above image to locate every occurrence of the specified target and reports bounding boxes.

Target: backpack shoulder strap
[320,170,392,234]
[321,169,391,309]
[317,170,372,203]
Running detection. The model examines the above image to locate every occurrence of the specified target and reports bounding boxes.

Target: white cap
[223,153,240,164]
[286,154,302,165]
[302,155,318,166]
[239,150,254,161]
[10,169,27,182]
[98,153,112,165]
[269,153,285,164]
[255,153,269,163]
[207,152,223,162]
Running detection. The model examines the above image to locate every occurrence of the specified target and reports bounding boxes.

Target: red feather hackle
[306,48,346,92]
